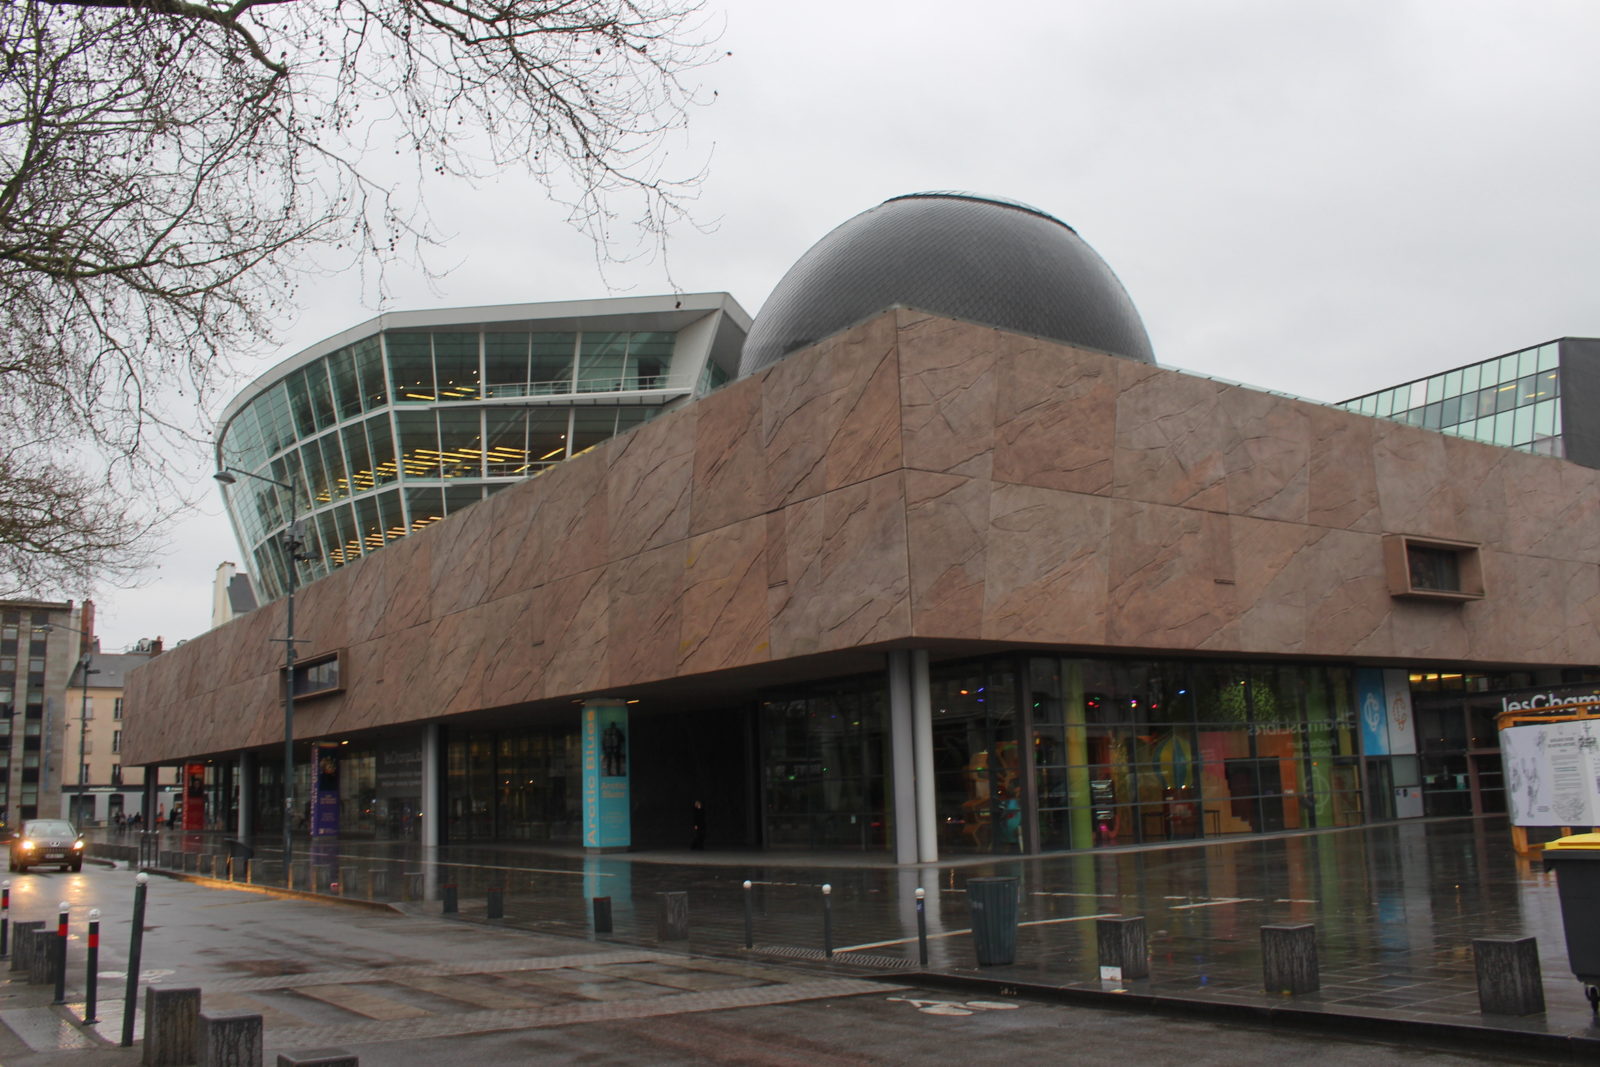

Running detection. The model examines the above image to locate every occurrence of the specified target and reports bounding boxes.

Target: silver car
[9,819,84,873]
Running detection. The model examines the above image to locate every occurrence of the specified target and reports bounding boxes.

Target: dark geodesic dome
[740,192,1154,376]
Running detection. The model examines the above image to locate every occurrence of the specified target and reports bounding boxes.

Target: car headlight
[20,840,35,851]
[72,840,84,850]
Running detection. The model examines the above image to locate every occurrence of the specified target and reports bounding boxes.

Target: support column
[236,752,257,842]
[887,651,917,865]
[142,770,158,824]
[582,699,631,851]
[420,724,442,851]
[911,650,937,864]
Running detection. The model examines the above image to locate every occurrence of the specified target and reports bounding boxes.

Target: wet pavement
[14,815,1600,1060]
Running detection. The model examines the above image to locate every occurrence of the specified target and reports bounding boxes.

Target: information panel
[1502,718,1600,827]
[582,701,630,849]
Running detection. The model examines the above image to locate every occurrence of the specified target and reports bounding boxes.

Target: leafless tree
[0,0,717,596]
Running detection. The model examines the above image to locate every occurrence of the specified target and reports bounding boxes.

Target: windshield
[22,821,76,837]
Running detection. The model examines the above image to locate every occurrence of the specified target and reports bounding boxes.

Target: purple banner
[310,743,340,837]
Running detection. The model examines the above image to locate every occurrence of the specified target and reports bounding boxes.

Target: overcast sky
[89,0,1600,651]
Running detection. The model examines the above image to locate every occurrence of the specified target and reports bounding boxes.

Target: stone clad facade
[126,307,1600,767]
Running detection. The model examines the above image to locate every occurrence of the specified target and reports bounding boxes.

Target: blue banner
[582,701,630,848]
[1356,669,1389,756]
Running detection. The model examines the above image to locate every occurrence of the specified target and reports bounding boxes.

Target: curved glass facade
[217,295,747,600]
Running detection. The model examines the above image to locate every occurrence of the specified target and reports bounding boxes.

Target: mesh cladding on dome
[740,194,1154,376]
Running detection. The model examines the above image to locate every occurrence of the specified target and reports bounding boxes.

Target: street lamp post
[214,467,313,884]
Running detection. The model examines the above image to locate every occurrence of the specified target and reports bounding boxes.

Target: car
[8,819,85,873]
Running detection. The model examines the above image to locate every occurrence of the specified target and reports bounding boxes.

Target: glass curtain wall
[444,726,581,844]
[220,328,680,600]
[1341,341,1562,456]
[760,679,889,850]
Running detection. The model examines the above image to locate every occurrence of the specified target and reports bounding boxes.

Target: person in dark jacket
[690,800,706,850]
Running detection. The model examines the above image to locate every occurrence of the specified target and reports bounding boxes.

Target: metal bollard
[442,884,458,915]
[121,872,149,1048]
[593,896,612,934]
[11,921,41,974]
[916,887,928,966]
[1097,915,1149,981]
[84,909,100,1024]
[822,884,833,959]
[1,880,9,958]
[743,880,754,949]
[486,885,504,920]
[1474,937,1545,1016]
[53,900,68,1005]
[1261,923,1319,995]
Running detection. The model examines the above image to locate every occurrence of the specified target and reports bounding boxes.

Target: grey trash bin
[1542,833,1600,1014]
[967,876,1019,966]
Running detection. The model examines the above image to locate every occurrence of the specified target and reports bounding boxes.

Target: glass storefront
[760,679,889,850]
[761,652,1367,855]
[444,727,580,843]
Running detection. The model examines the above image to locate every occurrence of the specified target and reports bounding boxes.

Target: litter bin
[1541,832,1600,1015]
[967,876,1019,966]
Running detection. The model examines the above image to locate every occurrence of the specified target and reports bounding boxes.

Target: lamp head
[213,470,238,485]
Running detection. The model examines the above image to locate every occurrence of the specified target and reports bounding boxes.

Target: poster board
[1497,702,1600,853]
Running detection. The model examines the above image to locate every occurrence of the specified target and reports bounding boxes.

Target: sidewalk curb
[887,970,1600,1061]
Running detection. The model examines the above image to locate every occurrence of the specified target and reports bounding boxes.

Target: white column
[420,723,442,851]
[911,649,937,863]
[237,751,257,840]
[887,651,918,865]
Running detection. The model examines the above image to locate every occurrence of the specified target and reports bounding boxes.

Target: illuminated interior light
[539,447,565,460]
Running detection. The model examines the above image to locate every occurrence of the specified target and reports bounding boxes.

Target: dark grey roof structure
[739,192,1156,376]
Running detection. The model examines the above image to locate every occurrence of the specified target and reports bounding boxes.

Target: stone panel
[609,410,695,559]
[993,340,1116,495]
[429,489,498,619]
[769,472,910,658]
[825,313,903,490]
[1229,516,1312,653]
[1112,369,1231,512]
[608,543,686,685]
[982,483,1110,645]
[689,375,765,537]
[1221,387,1309,522]
[1371,421,1460,537]
[538,566,611,699]
[1301,527,1392,655]
[680,516,771,673]
[905,470,988,638]
[479,587,547,709]
[1106,500,1237,650]
[1306,407,1380,533]
[534,450,611,585]
[897,311,995,479]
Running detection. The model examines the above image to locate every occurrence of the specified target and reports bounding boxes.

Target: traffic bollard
[84,909,100,1024]
[442,884,458,915]
[743,880,754,949]
[916,887,928,966]
[822,884,833,959]
[486,885,504,920]
[53,901,68,1005]
[121,872,149,1048]
[1,880,9,959]
[593,896,612,934]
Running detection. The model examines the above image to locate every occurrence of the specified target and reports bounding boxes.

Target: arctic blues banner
[582,701,630,849]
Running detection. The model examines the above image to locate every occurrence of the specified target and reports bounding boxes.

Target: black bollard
[742,880,754,950]
[593,896,613,934]
[916,888,928,967]
[822,883,833,959]
[1,880,9,959]
[121,872,149,1048]
[84,909,100,1024]
[53,901,68,1005]
[486,885,504,920]
[1261,923,1319,995]
[442,884,458,915]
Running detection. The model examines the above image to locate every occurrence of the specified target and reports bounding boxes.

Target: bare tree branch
[0,0,718,597]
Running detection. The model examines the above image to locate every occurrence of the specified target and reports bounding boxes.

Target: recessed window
[286,651,345,700]
[1384,535,1485,601]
